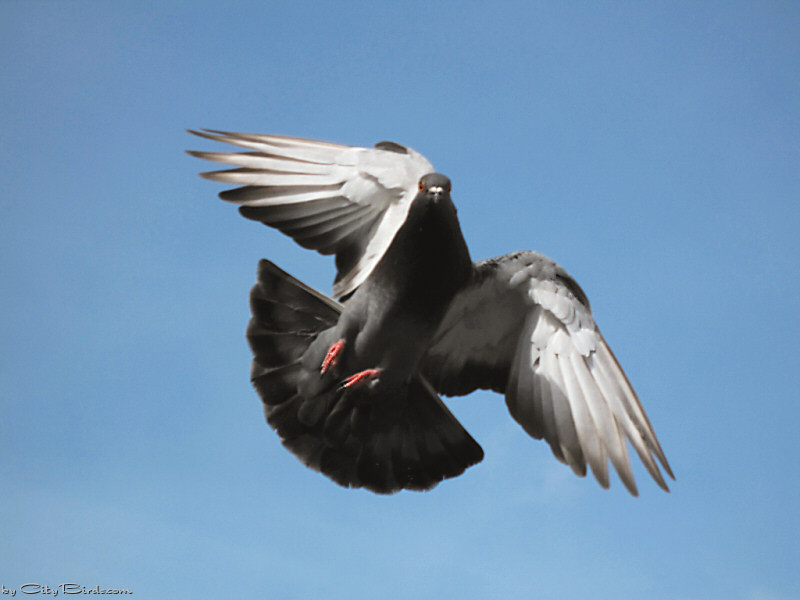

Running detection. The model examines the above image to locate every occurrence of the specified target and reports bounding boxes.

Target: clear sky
[1,1,798,598]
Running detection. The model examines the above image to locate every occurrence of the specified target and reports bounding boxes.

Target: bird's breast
[344,197,473,380]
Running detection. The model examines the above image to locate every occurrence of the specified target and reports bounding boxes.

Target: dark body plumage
[190,130,674,495]
[246,174,482,493]
[327,173,473,385]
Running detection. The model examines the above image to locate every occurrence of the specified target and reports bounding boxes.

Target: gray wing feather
[425,250,673,495]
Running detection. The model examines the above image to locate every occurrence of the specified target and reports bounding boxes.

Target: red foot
[341,368,381,389]
[321,339,345,374]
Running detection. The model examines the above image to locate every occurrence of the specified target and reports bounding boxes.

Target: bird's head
[418,173,452,203]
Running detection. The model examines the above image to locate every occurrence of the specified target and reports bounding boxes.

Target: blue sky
[1,1,798,598]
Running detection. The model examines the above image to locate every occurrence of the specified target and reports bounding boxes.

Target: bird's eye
[418,180,425,192]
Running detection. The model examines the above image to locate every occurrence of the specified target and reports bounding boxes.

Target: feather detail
[425,250,673,494]
[189,129,434,299]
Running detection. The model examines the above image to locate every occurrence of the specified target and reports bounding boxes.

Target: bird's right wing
[188,130,434,299]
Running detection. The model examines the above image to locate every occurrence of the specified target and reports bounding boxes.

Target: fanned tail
[247,260,484,493]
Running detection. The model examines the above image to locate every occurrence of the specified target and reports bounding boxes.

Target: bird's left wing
[188,130,433,299]
[423,251,673,495]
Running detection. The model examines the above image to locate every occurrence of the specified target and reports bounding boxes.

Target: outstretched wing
[188,130,434,299]
[423,251,674,496]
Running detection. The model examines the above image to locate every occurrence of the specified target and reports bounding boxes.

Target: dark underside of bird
[189,129,675,496]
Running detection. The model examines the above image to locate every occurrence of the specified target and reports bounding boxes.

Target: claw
[340,368,381,389]
[321,339,345,374]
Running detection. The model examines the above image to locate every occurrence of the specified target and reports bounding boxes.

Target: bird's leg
[340,368,381,389]
[320,339,345,374]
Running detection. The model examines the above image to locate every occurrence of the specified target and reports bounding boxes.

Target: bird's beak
[428,185,445,200]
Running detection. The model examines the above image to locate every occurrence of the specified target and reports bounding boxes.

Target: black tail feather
[247,259,484,493]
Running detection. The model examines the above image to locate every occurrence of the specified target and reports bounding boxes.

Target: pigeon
[188,129,674,496]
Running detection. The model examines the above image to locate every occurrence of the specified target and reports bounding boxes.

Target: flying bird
[189,129,674,496]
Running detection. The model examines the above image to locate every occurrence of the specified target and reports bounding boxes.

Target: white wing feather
[189,130,434,298]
